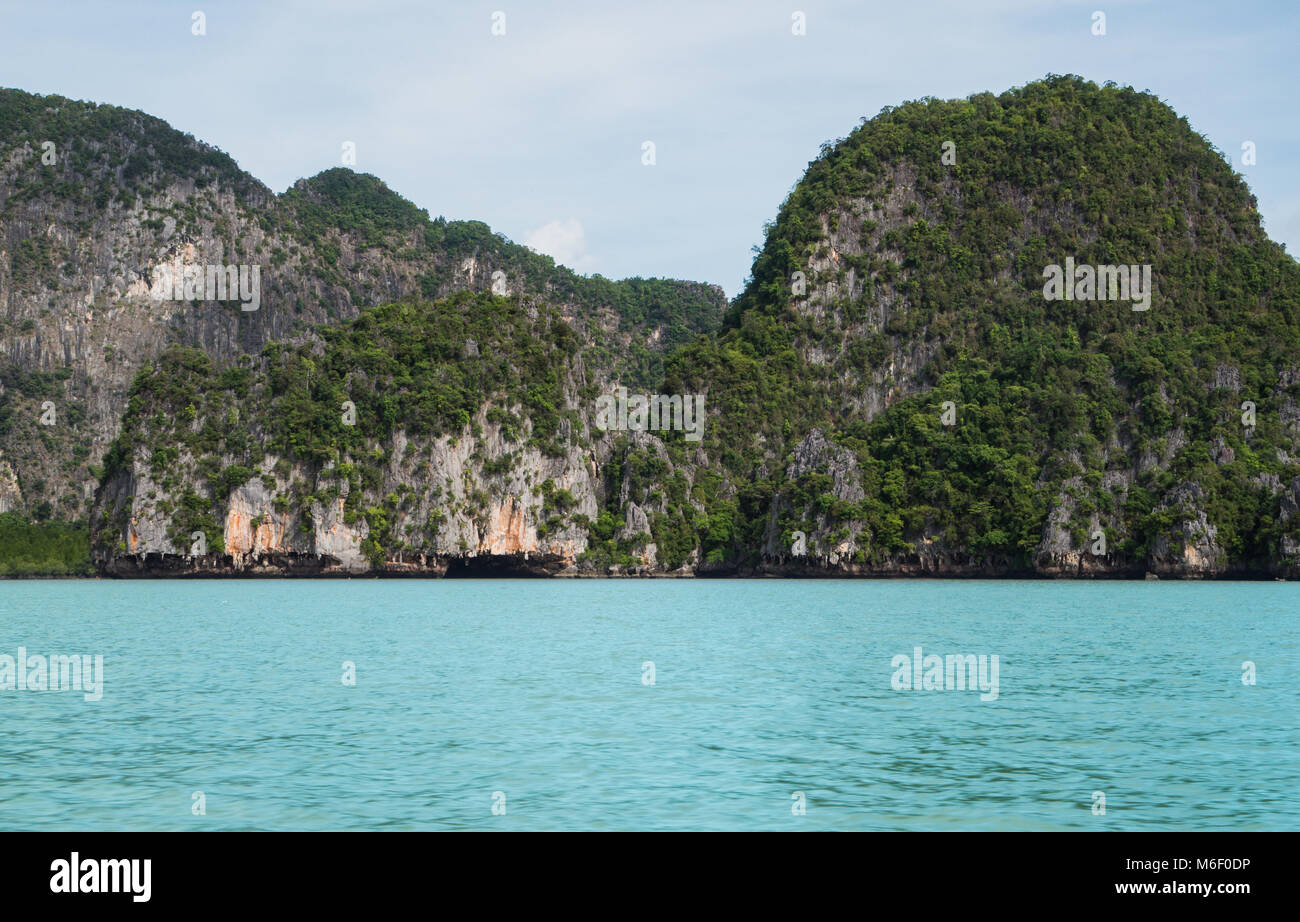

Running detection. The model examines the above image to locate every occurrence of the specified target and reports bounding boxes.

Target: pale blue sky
[2,0,1295,296]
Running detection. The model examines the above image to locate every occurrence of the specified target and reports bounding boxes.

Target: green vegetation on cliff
[0,87,258,221]
[0,86,725,539]
[98,291,587,557]
[649,75,1300,572]
[282,168,725,383]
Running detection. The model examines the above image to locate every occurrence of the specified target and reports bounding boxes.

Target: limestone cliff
[0,88,724,526]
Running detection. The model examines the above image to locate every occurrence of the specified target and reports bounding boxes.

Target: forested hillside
[6,77,1299,577]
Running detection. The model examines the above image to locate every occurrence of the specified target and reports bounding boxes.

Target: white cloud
[524,218,596,272]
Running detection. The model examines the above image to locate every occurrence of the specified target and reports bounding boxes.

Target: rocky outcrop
[1147,483,1225,577]
[762,429,865,563]
[0,453,21,513]
[0,88,724,526]
[94,408,602,576]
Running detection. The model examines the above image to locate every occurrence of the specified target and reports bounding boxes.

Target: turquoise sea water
[0,579,1295,830]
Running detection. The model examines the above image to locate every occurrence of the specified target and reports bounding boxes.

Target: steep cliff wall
[0,89,724,525]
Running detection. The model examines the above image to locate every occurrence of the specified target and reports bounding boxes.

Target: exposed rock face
[95,411,604,576]
[762,429,865,562]
[790,429,865,502]
[1147,483,1225,576]
[619,503,657,567]
[223,478,303,566]
[1032,477,1120,578]
[0,88,725,526]
[0,454,20,513]
[1272,477,1300,578]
